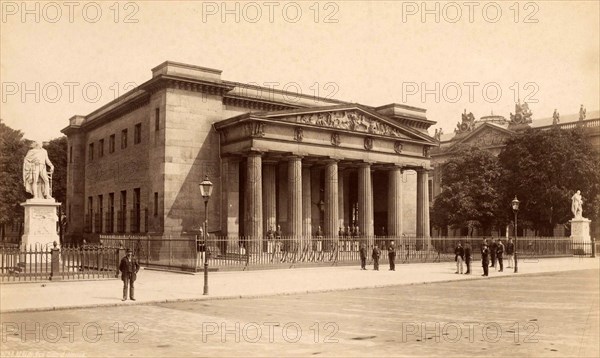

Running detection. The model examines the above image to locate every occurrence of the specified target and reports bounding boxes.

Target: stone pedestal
[20,198,61,250]
[570,217,592,254]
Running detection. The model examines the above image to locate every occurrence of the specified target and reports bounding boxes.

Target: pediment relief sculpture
[294,110,410,139]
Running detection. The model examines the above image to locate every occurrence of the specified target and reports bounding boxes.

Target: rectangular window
[99,139,104,157]
[134,123,142,144]
[109,134,115,153]
[87,196,93,233]
[154,192,158,216]
[133,188,141,233]
[69,146,73,163]
[108,193,115,233]
[97,194,103,233]
[88,143,94,161]
[155,108,160,131]
[119,190,127,233]
[121,129,128,149]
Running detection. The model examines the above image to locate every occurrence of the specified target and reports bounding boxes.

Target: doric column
[244,152,263,253]
[287,157,303,245]
[338,169,345,230]
[324,161,339,247]
[262,163,277,234]
[221,157,240,252]
[416,168,431,241]
[302,165,312,244]
[358,163,374,241]
[387,167,403,237]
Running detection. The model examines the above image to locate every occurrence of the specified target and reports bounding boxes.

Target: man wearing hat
[119,249,140,301]
[481,240,490,277]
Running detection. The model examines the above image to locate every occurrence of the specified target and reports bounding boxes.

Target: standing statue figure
[571,190,583,219]
[552,109,560,124]
[579,105,586,121]
[23,142,54,199]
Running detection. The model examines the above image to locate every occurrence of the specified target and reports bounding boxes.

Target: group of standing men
[359,241,396,271]
[455,238,515,276]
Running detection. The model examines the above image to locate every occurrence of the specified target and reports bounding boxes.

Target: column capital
[245,150,264,158]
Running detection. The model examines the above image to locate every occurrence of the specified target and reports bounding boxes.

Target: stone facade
[62,61,436,244]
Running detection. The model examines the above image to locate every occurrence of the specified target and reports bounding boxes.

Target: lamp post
[199,175,213,295]
[511,196,520,273]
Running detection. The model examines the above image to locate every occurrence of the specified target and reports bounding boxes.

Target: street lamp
[511,196,520,273]
[199,175,213,295]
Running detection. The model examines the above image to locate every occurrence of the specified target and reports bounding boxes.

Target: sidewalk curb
[2,267,597,314]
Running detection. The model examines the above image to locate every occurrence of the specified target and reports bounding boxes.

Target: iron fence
[0,243,121,283]
[96,235,595,272]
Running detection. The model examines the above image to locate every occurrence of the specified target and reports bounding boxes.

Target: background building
[430,105,600,238]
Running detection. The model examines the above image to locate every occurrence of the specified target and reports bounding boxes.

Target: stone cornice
[223,95,298,112]
[142,75,234,96]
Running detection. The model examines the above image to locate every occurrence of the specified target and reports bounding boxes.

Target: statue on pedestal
[22,142,54,199]
[571,190,583,219]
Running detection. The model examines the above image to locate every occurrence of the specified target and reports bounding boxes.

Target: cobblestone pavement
[1,269,598,357]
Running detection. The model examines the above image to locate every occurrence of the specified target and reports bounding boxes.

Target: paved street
[1,269,598,357]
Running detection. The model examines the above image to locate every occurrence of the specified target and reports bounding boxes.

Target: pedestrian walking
[506,238,515,268]
[464,242,472,274]
[359,243,367,270]
[372,245,380,271]
[388,240,396,271]
[489,238,497,269]
[481,240,490,277]
[497,239,505,272]
[454,241,464,274]
[119,249,140,301]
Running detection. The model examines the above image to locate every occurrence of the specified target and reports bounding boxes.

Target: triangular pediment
[258,105,435,143]
[452,123,513,148]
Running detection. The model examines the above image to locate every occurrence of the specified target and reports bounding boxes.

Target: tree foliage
[431,145,502,235]
[497,127,600,236]
[45,136,67,206]
[0,120,28,224]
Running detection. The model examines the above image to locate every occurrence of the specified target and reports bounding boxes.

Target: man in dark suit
[496,239,505,272]
[359,243,367,270]
[481,240,490,277]
[388,241,396,271]
[489,238,497,269]
[119,249,140,301]
[464,242,472,274]
[372,245,381,271]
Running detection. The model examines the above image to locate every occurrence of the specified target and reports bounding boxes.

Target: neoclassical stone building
[62,61,437,247]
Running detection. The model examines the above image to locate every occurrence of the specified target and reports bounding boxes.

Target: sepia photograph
[1,1,599,357]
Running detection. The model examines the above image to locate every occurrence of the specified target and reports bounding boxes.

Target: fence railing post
[50,241,62,281]
[592,238,596,258]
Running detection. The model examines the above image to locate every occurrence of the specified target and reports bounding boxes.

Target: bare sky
[1,0,599,142]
